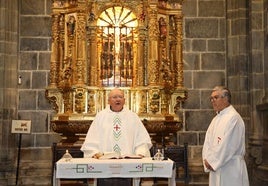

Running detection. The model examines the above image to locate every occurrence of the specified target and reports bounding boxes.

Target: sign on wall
[11,120,31,134]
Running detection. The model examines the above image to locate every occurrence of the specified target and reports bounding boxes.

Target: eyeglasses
[110,95,124,99]
[209,95,225,102]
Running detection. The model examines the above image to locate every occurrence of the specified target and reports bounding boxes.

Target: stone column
[263,12,268,103]
[0,0,18,166]
[261,0,268,103]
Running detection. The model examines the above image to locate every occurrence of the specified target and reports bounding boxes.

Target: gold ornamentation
[74,88,86,113]
[87,90,96,114]
[149,88,160,113]
[46,0,187,139]
[138,90,148,114]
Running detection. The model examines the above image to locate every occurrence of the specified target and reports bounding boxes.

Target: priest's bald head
[108,88,126,112]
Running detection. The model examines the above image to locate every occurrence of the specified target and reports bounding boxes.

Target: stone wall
[0,0,19,185]
[1,0,268,185]
[17,0,60,185]
[248,1,268,185]
[179,0,226,184]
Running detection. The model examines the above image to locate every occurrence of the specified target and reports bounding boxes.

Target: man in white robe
[81,88,152,186]
[81,88,152,157]
[202,86,249,186]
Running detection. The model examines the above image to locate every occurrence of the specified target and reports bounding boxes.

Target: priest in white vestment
[81,88,152,186]
[81,88,152,158]
[202,86,249,186]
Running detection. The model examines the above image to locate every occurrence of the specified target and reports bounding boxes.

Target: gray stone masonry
[15,0,56,184]
[2,0,267,185]
[24,0,228,184]
[0,0,19,185]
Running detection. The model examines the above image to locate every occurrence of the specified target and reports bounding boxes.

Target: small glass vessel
[62,149,72,162]
[153,149,164,161]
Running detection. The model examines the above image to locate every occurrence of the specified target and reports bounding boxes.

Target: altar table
[55,157,176,186]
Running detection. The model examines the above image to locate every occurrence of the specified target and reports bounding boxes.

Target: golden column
[87,27,98,86]
[87,2,98,87]
[174,14,184,88]
[75,12,87,86]
[49,13,60,88]
[147,3,159,86]
[136,28,146,86]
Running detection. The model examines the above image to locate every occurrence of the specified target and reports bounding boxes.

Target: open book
[98,152,143,160]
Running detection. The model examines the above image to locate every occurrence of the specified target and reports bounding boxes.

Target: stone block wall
[2,0,265,185]
[16,0,229,185]
[248,1,268,185]
[17,0,60,185]
[179,0,226,184]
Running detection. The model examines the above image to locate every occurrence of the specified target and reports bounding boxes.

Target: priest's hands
[137,154,144,158]
[92,152,144,159]
[92,152,104,159]
[204,159,215,171]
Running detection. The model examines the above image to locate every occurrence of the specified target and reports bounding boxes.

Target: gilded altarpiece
[46,0,187,145]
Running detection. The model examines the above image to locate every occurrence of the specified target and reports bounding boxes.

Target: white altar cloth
[55,157,175,186]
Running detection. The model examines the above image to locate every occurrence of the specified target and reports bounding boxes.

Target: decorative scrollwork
[46,1,187,142]
[250,146,263,165]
